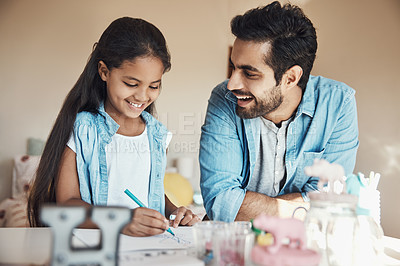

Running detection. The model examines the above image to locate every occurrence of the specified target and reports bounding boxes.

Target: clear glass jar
[304,199,331,265]
[305,193,359,266]
[325,201,359,266]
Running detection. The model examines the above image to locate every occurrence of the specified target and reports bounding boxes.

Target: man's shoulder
[211,79,230,94]
[300,76,356,117]
[209,80,237,104]
[308,75,355,97]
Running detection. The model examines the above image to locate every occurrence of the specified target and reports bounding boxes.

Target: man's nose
[227,70,242,91]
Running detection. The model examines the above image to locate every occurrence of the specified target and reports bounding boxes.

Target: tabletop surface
[0,227,399,266]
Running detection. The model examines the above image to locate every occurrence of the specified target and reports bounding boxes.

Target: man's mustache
[231,90,254,97]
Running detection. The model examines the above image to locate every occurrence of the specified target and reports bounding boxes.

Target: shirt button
[275,171,279,175]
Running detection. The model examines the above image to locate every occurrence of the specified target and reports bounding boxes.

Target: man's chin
[236,106,259,119]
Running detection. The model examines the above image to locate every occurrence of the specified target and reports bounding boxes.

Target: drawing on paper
[154,232,192,246]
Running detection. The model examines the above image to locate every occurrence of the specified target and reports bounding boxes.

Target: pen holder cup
[193,221,227,264]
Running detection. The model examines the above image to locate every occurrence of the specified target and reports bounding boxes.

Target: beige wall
[1,0,399,237]
[0,0,230,195]
[302,0,400,239]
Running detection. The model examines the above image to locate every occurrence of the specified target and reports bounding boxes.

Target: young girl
[27,17,200,236]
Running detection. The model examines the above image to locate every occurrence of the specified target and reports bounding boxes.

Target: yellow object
[257,233,274,246]
[164,173,194,206]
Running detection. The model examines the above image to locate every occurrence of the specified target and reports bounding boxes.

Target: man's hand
[276,197,309,220]
[235,191,309,221]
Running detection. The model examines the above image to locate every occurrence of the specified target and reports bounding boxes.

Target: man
[199,1,359,222]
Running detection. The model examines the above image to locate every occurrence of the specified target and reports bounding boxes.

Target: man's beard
[236,85,283,119]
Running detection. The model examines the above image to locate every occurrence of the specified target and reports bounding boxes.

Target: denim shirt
[73,104,169,215]
[199,75,359,222]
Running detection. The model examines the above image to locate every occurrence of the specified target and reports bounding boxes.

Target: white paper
[73,226,195,252]
[119,252,203,266]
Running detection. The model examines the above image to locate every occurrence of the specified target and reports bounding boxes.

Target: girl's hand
[122,207,169,237]
[169,206,201,228]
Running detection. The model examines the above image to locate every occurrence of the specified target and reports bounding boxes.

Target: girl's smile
[127,101,144,109]
[126,99,146,113]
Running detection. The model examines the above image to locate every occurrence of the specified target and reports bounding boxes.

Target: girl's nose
[134,86,148,101]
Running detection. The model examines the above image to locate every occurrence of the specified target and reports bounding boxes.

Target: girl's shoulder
[73,111,118,144]
[75,111,98,126]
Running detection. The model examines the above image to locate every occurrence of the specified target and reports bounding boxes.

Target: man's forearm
[276,192,306,202]
[235,191,278,221]
[235,191,309,221]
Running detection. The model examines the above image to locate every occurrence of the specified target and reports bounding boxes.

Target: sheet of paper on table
[73,226,195,252]
[73,227,203,265]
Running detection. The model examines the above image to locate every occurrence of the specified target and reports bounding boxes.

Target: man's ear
[283,65,303,90]
[98,61,109,82]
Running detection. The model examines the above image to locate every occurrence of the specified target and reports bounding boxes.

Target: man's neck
[263,86,303,126]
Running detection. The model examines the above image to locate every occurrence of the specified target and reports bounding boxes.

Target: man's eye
[244,71,256,78]
[149,85,159,90]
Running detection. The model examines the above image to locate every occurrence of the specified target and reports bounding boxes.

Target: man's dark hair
[231,1,317,91]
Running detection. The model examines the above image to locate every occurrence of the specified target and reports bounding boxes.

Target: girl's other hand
[122,207,169,237]
[169,206,201,228]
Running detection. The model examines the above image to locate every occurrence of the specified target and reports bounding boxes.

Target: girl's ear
[98,61,109,82]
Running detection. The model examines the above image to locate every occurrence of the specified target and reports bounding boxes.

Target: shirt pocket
[302,149,325,168]
[294,149,325,187]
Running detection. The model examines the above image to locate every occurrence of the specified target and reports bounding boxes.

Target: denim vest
[73,104,168,215]
[199,76,359,221]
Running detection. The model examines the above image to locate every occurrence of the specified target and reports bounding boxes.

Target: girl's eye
[123,82,138,88]
[149,85,160,90]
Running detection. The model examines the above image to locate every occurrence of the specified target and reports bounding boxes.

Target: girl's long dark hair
[27,17,171,227]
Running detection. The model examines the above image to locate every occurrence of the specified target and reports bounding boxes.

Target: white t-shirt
[67,126,172,209]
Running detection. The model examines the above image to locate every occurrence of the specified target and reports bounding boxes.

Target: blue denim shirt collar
[97,102,119,144]
[224,89,236,104]
[141,110,168,143]
[295,78,316,119]
[97,102,167,142]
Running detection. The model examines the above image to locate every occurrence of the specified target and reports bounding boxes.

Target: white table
[0,227,203,266]
[0,227,399,265]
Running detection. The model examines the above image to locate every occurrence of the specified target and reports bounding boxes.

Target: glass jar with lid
[324,194,359,266]
[305,191,359,266]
